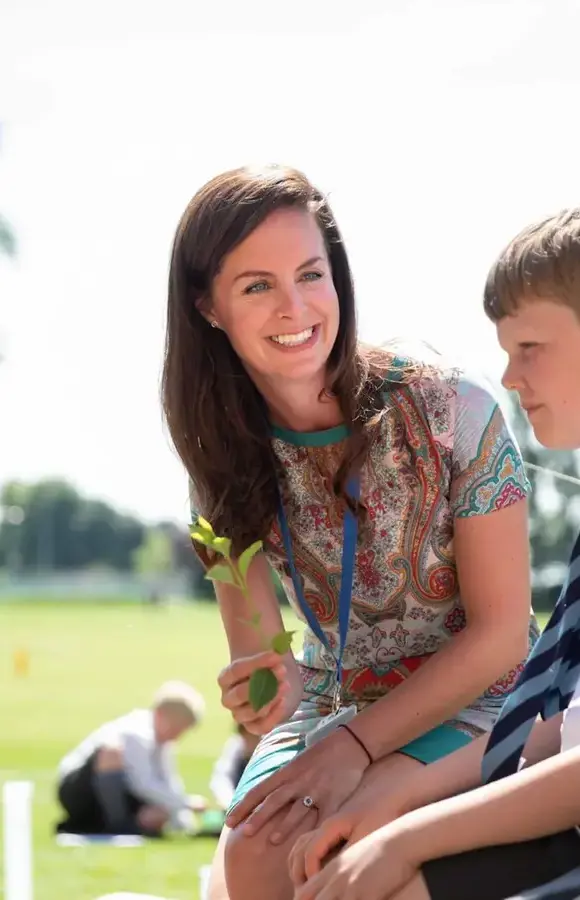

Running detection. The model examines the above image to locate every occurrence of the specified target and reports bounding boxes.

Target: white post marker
[3,780,34,900]
[95,895,174,899]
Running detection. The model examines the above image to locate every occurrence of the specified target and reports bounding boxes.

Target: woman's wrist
[338,723,373,767]
[330,724,373,773]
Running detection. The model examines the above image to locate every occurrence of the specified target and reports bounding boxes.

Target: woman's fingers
[223,672,289,710]
[230,693,286,730]
[240,784,298,835]
[270,797,319,845]
[226,768,288,827]
[217,651,282,691]
[219,654,290,722]
[224,680,289,722]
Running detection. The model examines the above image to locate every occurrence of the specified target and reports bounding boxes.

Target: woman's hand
[218,650,296,736]
[226,727,371,845]
[289,794,401,887]
[293,824,418,900]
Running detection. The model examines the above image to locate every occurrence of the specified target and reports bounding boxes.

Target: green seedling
[190,517,295,711]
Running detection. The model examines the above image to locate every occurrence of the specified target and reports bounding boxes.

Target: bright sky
[1,0,579,525]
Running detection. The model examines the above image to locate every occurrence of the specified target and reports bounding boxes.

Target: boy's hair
[152,680,205,725]
[484,208,580,321]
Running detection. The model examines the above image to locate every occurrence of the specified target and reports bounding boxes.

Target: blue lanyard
[278,477,359,701]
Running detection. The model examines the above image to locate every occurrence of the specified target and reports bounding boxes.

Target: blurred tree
[132,527,174,604]
[159,519,215,601]
[0,210,16,364]
[0,479,146,572]
[133,527,174,576]
[0,213,16,258]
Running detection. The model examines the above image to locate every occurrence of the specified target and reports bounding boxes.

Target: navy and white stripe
[482,532,580,784]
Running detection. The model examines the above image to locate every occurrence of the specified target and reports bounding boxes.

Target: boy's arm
[123,736,189,812]
[287,717,564,884]
[400,712,563,815]
[210,737,242,810]
[351,713,563,834]
[397,730,580,867]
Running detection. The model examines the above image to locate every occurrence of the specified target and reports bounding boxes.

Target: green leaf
[249,667,279,711]
[205,561,238,586]
[197,516,215,535]
[212,536,232,557]
[190,519,233,557]
[189,517,217,547]
[190,528,213,547]
[271,630,296,655]
[237,540,263,582]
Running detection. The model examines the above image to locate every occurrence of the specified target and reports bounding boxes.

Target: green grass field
[0,601,548,900]
[0,601,303,900]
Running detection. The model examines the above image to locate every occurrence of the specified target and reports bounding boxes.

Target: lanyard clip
[332,681,342,715]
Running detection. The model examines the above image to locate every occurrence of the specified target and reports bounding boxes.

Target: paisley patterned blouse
[192,357,538,737]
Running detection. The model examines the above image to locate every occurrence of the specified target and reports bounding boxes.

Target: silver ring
[302,795,316,809]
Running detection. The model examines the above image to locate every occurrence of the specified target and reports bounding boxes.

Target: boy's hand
[289,796,402,886]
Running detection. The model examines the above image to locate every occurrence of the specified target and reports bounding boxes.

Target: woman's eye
[243,281,270,295]
[301,271,323,282]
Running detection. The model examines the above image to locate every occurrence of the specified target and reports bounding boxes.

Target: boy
[210,723,260,812]
[290,209,580,900]
[56,681,207,836]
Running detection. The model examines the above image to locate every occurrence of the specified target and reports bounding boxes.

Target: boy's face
[497,299,580,450]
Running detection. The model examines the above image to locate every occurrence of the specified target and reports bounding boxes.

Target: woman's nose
[276,283,306,317]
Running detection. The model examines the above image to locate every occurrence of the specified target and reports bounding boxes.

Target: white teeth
[270,327,314,346]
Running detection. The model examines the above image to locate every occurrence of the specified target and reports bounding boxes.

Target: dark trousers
[423,829,580,900]
[56,752,144,835]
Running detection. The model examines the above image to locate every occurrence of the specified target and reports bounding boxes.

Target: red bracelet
[339,723,373,767]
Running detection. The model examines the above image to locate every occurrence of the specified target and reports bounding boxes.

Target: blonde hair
[152,680,205,725]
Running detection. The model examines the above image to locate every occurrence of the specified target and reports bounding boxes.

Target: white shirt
[209,735,248,810]
[58,708,191,825]
[561,680,580,752]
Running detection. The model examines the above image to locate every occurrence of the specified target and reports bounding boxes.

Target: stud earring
[210,320,219,329]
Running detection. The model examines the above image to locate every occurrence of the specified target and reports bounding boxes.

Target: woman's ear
[195,296,219,329]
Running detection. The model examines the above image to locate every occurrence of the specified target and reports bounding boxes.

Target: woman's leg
[224,752,424,900]
[208,826,231,900]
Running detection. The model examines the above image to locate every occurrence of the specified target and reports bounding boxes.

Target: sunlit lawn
[0,600,302,900]
[0,600,548,899]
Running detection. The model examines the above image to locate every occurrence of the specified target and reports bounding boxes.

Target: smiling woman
[207,209,340,396]
[161,165,538,900]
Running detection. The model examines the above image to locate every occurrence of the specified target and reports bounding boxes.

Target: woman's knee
[208,826,230,900]
[225,820,282,877]
[224,812,316,899]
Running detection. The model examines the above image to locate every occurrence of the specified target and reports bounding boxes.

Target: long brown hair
[162,165,392,556]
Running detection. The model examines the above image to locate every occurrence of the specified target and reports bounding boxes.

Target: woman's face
[207,208,340,388]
